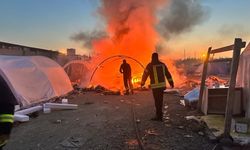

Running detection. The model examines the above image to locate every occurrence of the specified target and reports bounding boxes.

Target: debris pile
[82,85,121,95]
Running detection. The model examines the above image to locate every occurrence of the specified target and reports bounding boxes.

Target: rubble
[83,85,121,95]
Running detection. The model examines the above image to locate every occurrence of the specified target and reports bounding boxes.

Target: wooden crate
[201,87,243,115]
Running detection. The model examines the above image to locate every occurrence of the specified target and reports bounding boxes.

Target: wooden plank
[210,44,234,54]
[197,47,212,111]
[223,38,246,140]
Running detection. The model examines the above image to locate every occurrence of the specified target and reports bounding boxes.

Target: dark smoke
[71,30,108,49]
[98,0,143,42]
[157,0,209,39]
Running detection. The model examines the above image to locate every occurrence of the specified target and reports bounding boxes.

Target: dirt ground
[5,90,216,150]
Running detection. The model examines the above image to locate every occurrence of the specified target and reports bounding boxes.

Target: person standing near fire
[120,59,134,95]
[0,75,17,150]
[141,52,174,121]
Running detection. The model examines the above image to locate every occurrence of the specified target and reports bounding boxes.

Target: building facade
[0,41,59,59]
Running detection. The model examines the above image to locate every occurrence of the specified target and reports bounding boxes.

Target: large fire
[85,0,184,90]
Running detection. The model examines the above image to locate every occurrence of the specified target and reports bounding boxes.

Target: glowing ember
[132,74,142,85]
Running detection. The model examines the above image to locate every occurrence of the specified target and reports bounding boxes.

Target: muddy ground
[5,90,216,150]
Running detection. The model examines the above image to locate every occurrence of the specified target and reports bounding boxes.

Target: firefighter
[0,75,17,150]
[141,52,174,121]
[120,59,133,94]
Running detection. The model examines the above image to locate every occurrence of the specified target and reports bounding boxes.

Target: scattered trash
[145,129,159,136]
[62,98,68,104]
[164,116,170,120]
[165,124,171,127]
[54,119,62,124]
[136,119,141,123]
[198,131,205,136]
[178,126,184,129]
[184,135,193,138]
[125,139,138,149]
[83,85,121,95]
[185,116,201,122]
[60,136,83,148]
[180,100,185,106]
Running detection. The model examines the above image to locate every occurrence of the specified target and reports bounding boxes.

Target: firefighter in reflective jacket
[141,53,174,121]
[0,75,17,150]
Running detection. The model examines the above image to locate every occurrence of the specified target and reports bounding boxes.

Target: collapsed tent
[237,42,250,118]
[63,60,89,87]
[0,56,73,107]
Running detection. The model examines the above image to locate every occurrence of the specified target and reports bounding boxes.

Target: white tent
[0,56,73,107]
[63,60,89,87]
[236,42,250,118]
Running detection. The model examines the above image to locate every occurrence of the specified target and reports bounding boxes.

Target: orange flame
[85,0,183,89]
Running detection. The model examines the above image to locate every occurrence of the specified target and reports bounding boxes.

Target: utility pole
[184,49,186,60]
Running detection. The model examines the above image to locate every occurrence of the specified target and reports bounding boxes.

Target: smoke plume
[74,0,209,89]
[157,0,209,39]
[71,30,108,49]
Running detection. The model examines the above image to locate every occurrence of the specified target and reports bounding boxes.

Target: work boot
[125,89,129,95]
[131,90,134,94]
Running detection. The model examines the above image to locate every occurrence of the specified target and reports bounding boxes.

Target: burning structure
[71,0,209,90]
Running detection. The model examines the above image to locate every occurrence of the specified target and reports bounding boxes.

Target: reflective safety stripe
[151,64,166,89]
[151,82,166,89]
[0,114,14,123]
[153,66,159,84]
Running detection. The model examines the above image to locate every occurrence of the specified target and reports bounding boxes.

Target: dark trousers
[0,104,14,149]
[123,76,133,91]
[152,88,165,119]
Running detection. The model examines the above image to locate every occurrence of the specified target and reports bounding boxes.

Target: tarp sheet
[184,87,199,102]
[237,42,250,118]
[0,56,73,107]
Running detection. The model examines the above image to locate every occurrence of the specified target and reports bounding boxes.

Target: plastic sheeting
[0,56,73,107]
[237,42,250,118]
[184,87,199,102]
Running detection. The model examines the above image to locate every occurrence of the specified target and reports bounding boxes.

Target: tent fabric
[63,60,89,87]
[0,56,73,107]
[236,42,250,118]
